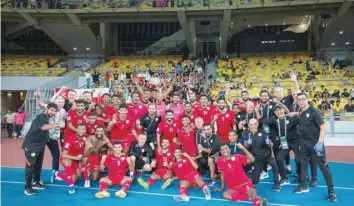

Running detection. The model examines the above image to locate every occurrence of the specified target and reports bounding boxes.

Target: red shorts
[154,169,172,179]
[108,175,125,186]
[60,157,80,175]
[88,155,100,172]
[230,182,255,195]
[182,172,202,187]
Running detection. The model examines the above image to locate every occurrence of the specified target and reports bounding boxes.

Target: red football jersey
[64,110,89,138]
[195,104,216,123]
[181,112,197,125]
[178,127,197,156]
[214,110,236,142]
[85,120,105,136]
[172,158,196,179]
[157,121,179,143]
[127,103,148,122]
[155,151,174,170]
[110,118,135,141]
[217,154,251,188]
[105,105,119,120]
[62,135,85,156]
[104,153,130,177]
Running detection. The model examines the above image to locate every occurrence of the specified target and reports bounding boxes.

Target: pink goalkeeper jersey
[14,112,28,125]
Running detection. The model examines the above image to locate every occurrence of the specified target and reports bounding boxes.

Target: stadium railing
[2,0,345,10]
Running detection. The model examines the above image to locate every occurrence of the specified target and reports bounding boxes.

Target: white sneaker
[260,171,269,180]
[173,195,190,202]
[84,180,90,188]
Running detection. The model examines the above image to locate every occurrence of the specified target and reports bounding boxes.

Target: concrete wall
[1,76,87,91]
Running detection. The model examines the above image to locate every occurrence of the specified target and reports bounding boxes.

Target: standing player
[175,116,197,157]
[85,112,105,136]
[127,92,148,123]
[107,105,138,152]
[171,148,211,202]
[195,94,216,124]
[136,138,174,190]
[166,93,184,121]
[85,126,113,183]
[294,93,337,201]
[216,143,268,206]
[64,99,89,140]
[156,110,179,152]
[55,124,88,194]
[95,142,134,199]
[212,97,236,142]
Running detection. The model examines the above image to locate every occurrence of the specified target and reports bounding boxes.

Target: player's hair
[259,90,270,96]
[228,130,238,136]
[297,92,308,99]
[148,103,157,108]
[161,138,170,142]
[241,90,248,95]
[200,94,208,99]
[75,99,87,105]
[138,134,147,139]
[165,109,174,115]
[174,148,182,152]
[150,88,157,92]
[111,94,120,99]
[181,115,190,120]
[89,111,97,116]
[184,102,192,106]
[220,142,230,149]
[77,123,86,128]
[102,93,111,98]
[119,104,128,110]
[218,97,225,102]
[131,91,139,98]
[96,126,104,130]
[83,91,92,96]
[203,123,212,128]
[46,102,58,110]
[68,89,77,94]
[95,104,105,112]
[113,141,122,146]
[172,93,180,97]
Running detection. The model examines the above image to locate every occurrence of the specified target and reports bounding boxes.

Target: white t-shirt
[4,113,15,124]
[84,72,91,79]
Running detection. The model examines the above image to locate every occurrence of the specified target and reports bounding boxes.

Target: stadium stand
[1,56,67,76]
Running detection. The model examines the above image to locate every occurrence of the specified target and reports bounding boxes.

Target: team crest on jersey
[258,133,262,136]
[155,118,159,121]
[167,153,171,156]
[126,120,130,124]
[306,113,310,118]
[142,149,145,152]
[226,114,229,118]
[237,115,240,118]
[139,105,142,109]
[173,123,176,127]
[83,115,87,119]
[182,160,186,163]
[94,125,97,128]
[269,105,273,109]
[286,120,289,124]
[31,153,36,157]
[231,156,235,161]
[121,157,125,161]
[211,139,213,143]
[145,117,150,120]
[67,116,71,120]
[207,107,210,110]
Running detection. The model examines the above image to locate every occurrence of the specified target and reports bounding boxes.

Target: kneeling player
[216,143,268,206]
[95,141,134,199]
[85,126,113,185]
[171,149,211,202]
[55,124,88,194]
[137,138,174,190]
[128,134,153,176]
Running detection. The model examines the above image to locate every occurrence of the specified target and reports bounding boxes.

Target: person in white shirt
[3,110,15,138]
[84,70,92,89]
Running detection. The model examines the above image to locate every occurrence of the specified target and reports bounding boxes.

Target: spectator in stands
[344,100,354,112]
[84,70,92,89]
[47,59,51,68]
[105,72,111,88]
[14,107,29,138]
[341,88,350,99]
[3,110,15,138]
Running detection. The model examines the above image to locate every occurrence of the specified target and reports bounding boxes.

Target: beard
[219,106,225,110]
[96,134,103,139]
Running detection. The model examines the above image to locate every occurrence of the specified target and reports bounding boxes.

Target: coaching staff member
[22,103,59,195]
[294,93,337,202]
